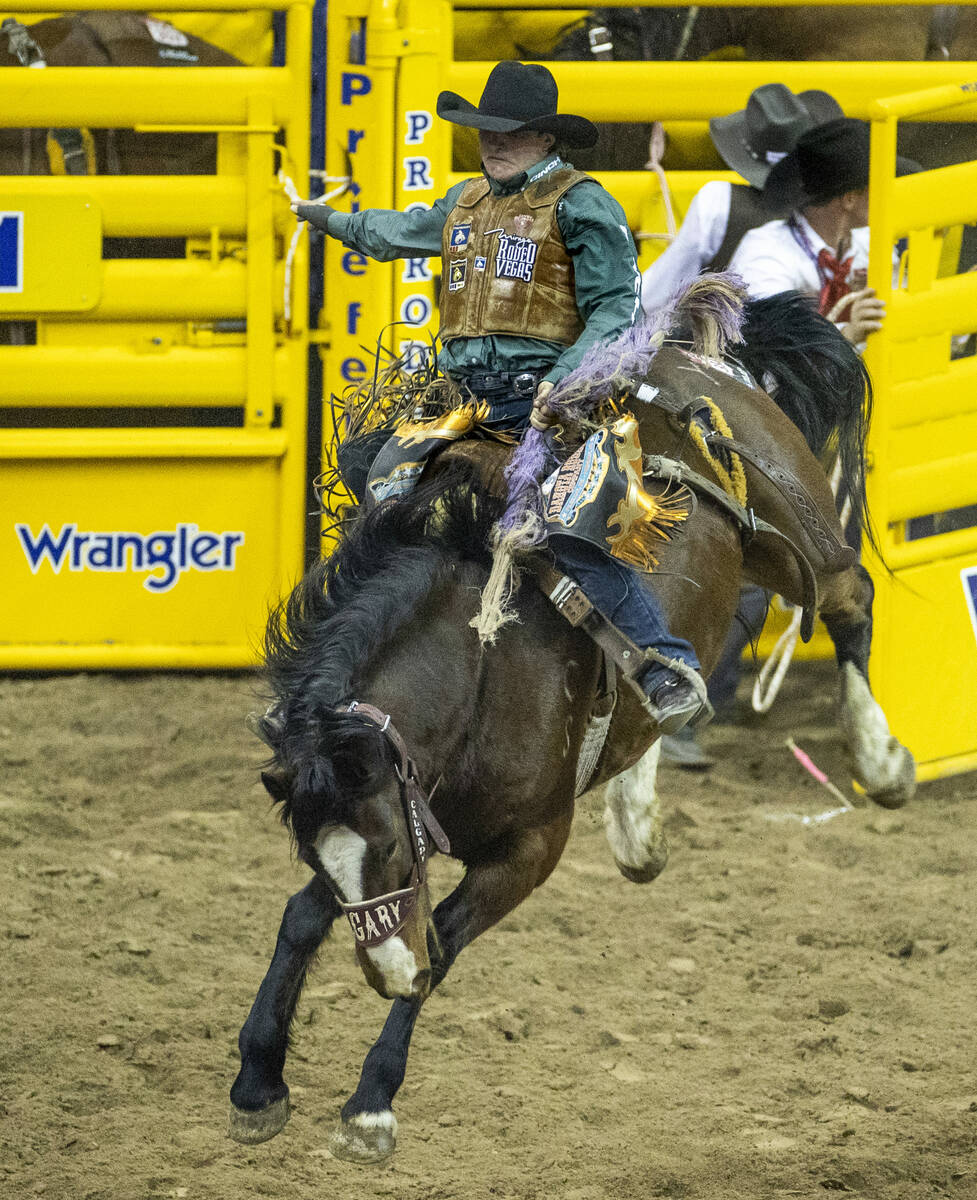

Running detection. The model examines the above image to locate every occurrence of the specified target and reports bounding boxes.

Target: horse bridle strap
[336,701,450,949]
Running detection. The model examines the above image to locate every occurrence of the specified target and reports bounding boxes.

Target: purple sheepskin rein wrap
[498,426,552,538]
[498,272,748,541]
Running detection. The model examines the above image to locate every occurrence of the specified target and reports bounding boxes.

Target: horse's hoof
[615,843,669,884]
[329,1111,397,1164]
[227,1095,290,1144]
[838,666,917,809]
[865,742,916,810]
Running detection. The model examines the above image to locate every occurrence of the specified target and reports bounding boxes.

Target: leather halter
[335,701,450,949]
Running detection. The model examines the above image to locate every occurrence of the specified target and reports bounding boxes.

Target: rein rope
[336,701,450,949]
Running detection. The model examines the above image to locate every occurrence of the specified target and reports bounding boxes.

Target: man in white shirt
[641,83,842,315]
[727,117,920,343]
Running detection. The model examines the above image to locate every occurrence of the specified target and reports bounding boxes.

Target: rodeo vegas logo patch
[495,233,538,283]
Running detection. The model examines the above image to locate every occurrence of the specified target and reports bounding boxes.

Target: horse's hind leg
[228,875,340,1143]
[819,564,916,808]
[599,740,668,883]
[330,811,574,1164]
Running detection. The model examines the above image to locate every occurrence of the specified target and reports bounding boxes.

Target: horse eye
[382,838,397,863]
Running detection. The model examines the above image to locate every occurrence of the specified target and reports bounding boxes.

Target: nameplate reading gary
[14,523,245,593]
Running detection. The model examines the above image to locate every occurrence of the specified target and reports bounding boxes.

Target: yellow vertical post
[862,106,899,701]
[389,0,453,365]
[279,0,312,582]
[246,93,275,430]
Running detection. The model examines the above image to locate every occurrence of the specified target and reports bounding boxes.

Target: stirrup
[637,650,714,734]
[537,565,713,731]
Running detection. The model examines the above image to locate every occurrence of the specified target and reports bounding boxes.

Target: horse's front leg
[330,811,573,1164]
[819,564,916,807]
[229,875,340,1143]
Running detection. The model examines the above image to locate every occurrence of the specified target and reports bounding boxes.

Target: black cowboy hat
[436,60,599,149]
[709,83,844,189]
[763,117,922,206]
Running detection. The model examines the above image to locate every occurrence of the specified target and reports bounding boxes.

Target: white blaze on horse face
[366,936,420,999]
[314,825,367,903]
[315,824,420,997]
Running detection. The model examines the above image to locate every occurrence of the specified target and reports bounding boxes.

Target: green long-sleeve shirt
[322,154,641,385]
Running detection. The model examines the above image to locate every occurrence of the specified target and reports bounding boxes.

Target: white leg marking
[367,937,419,998]
[315,825,366,902]
[330,1107,398,1163]
[345,1110,397,1135]
[838,662,916,804]
[602,741,668,881]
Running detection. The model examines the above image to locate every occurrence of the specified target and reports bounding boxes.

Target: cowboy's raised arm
[292,182,468,262]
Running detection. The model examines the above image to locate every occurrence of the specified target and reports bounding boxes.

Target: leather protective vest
[439,166,592,346]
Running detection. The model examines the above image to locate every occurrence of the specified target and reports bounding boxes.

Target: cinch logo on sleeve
[14,523,245,594]
[0,212,24,293]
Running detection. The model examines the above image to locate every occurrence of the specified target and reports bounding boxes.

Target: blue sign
[449,222,471,250]
[0,212,23,292]
[963,566,977,649]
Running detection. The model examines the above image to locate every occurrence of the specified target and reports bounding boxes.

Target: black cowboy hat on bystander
[763,117,922,206]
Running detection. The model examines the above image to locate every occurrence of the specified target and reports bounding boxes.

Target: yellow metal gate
[0,0,312,667]
[864,80,977,782]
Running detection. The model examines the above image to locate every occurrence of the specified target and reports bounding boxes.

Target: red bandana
[817,248,853,316]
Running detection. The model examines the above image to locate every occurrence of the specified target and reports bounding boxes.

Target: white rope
[764,738,854,825]
[750,454,850,713]
[276,169,350,324]
[643,120,677,240]
[750,600,802,713]
[673,5,700,60]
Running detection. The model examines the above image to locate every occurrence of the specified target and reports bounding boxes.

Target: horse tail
[735,291,876,554]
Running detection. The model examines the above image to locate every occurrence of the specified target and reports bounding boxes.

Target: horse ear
[261,770,290,806]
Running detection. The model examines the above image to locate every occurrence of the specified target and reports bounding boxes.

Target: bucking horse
[227,278,915,1163]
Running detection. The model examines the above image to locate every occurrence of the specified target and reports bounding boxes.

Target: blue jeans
[479,394,533,431]
[551,538,700,689]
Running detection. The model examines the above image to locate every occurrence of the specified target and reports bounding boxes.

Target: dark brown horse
[541,5,977,173]
[227,285,915,1163]
[0,12,239,177]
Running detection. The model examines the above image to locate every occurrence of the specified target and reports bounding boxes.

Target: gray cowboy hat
[436,60,599,149]
[709,83,844,188]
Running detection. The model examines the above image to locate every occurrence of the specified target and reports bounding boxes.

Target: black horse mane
[737,291,876,552]
[261,466,499,841]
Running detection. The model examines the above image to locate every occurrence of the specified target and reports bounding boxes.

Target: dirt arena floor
[1,661,975,1200]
